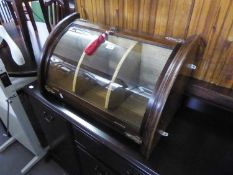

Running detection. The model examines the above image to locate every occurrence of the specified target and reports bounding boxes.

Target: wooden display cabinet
[39,13,205,158]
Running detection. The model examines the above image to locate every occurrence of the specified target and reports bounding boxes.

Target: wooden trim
[141,36,205,158]
[139,43,181,135]
[39,0,51,32]
[186,78,233,113]
[39,13,79,94]
[13,0,36,63]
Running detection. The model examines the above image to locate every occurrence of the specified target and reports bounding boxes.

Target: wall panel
[76,0,233,89]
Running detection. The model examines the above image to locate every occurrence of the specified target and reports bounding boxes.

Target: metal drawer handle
[43,111,54,123]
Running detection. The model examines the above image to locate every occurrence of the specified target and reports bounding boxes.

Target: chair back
[44,0,70,27]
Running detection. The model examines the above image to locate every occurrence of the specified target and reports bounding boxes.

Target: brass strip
[72,52,86,92]
[105,41,138,109]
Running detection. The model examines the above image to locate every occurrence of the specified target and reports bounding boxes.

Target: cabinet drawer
[73,126,151,175]
[39,110,68,147]
[77,144,116,175]
[29,97,67,146]
[29,97,80,175]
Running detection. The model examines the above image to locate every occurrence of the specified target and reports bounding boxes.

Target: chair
[44,0,70,27]
[0,0,40,75]
[1,0,72,65]
[3,0,38,62]
[3,0,52,63]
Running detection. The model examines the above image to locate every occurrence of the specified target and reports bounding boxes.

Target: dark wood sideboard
[21,81,158,175]
[20,80,233,175]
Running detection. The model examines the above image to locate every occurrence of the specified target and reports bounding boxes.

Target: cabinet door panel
[29,97,80,175]
[77,145,116,175]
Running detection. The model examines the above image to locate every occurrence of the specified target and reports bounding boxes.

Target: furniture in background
[44,0,70,27]
[0,23,38,76]
[0,0,17,24]
[0,24,24,65]
[4,0,38,61]
[6,0,52,60]
[2,0,73,63]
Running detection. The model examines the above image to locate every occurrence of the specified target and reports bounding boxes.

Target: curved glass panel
[46,23,173,134]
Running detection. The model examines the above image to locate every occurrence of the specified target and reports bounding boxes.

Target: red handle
[84,33,107,56]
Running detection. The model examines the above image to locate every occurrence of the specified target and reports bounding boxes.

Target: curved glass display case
[39,14,205,158]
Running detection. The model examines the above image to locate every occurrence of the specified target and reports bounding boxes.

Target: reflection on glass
[46,24,173,134]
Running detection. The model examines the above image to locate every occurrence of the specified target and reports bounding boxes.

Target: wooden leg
[50,4,53,26]
[63,0,70,17]
[23,1,42,50]
[6,1,18,25]
[24,1,37,32]
[13,0,36,63]
[39,0,51,32]
[55,3,58,24]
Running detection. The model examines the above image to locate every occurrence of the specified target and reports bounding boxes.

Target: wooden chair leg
[49,4,53,26]
[13,0,36,63]
[24,1,37,32]
[38,0,51,32]
[63,0,70,17]
[55,2,58,24]
[5,1,18,25]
